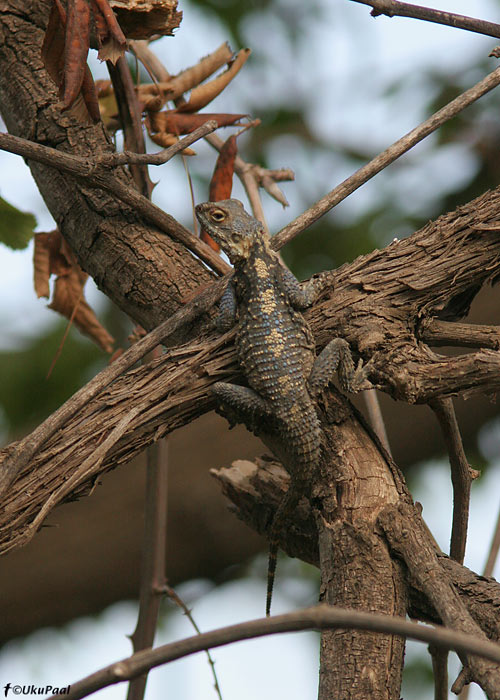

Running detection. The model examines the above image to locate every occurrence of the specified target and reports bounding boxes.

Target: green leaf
[0,196,37,250]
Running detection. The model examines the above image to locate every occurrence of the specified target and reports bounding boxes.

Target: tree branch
[49,604,500,700]
[0,123,229,276]
[272,64,500,249]
[349,0,500,41]
[379,503,500,698]
[0,277,227,499]
[429,398,473,564]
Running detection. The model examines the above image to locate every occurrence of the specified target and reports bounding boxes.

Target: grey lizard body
[195,199,369,615]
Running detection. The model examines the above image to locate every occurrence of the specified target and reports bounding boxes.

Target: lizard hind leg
[211,382,274,433]
[308,338,370,397]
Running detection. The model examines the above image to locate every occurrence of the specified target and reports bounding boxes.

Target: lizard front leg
[278,266,333,310]
[308,338,371,396]
[216,281,237,332]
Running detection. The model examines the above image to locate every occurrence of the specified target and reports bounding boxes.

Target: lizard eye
[210,209,226,222]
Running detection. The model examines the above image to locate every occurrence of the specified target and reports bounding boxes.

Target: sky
[1,0,500,698]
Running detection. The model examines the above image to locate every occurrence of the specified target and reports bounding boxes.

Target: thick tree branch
[2,181,500,550]
[0,0,219,333]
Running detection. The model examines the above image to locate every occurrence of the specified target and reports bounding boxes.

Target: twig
[0,123,229,276]
[107,57,152,198]
[160,584,223,700]
[429,398,472,564]
[484,504,500,578]
[127,438,169,700]
[272,64,500,249]
[460,502,500,699]
[49,604,500,700]
[349,0,500,41]
[0,276,227,497]
[429,645,448,700]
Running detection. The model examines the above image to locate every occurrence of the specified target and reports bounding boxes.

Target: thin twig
[160,584,223,700]
[49,604,500,700]
[460,503,500,699]
[0,122,229,276]
[429,645,448,700]
[127,437,169,700]
[484,504,500,578]
[349,0,500,41]
[0,277,228,497]
[107,57,152,198]
[272,64,500,249]
[429,398,472,565]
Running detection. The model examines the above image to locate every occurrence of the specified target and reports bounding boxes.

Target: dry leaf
[33,230,114,352]
[177,48,251,113]
[63,0,91,109]
[49,270,114,353]
[169,43,233,97]
[91,0,127,64]
[209,134,237,202]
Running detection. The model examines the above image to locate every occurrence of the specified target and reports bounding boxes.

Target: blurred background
[1,0,500,698]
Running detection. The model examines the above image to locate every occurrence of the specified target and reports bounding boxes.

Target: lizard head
[195,199,265,264]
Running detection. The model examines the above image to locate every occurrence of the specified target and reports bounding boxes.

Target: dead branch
[379,503,500,698]
[349,0,500,41]
[0,277,227,499]
[0,124,229,276]
[211,457,500,639]
[127,438,168,700]
[272,64,500,249]
[429,398,473,564]
[49,605,500,700]
[2,183,500,552]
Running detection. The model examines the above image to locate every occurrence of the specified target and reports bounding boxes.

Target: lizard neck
[235,236,278,281]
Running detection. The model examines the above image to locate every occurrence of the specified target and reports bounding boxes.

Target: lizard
[195,198,370,616]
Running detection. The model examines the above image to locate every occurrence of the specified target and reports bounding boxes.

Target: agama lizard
[195,199,369,615]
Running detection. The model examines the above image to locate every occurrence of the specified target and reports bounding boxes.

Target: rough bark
[2,186,500,553]
[0,0,214,337]
[313,394,407,700]
[212,392,500,697]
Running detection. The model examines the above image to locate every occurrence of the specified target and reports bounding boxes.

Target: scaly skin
[195,199,369,615]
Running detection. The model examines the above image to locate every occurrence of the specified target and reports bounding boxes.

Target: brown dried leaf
[91,0,127,64]
[63,0,91,109]
[33,230,114,352]
[41,1,66,89]
[201,134,238,251]
[168,43,233,97]
[49,270,114,353]
[209,134,237,202]
[148,131,196,155]
[147,111,246,135]
[33,230,72,299]
[177,48,251,113]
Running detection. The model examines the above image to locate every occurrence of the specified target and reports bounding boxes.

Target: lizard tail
[265,487,301,617]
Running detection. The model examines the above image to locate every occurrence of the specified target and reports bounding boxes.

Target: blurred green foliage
[0,196,36,250]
